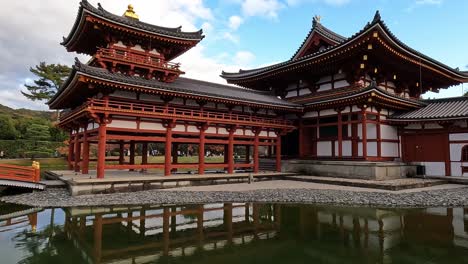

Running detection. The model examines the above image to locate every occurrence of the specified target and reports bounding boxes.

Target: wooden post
[68,131,74,170]
[97,122,107,179]
[361,107,367,159]
[228,127,235,174]
[377,110,381,158]
[224,203,233,244]
[141,143,148,165]
[198,124,207,174]
[164,122,174,176]
[253,128,260,173]
[74,130,81,172]
[129,141,135,171]
[119,141,125,165]
[338,109,343,158]
[276,133,282,172]
[82,127,90,174]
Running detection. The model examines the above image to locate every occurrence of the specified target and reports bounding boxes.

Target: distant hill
[0,104,55,121]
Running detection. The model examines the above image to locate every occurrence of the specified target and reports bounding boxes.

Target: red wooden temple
[50,2,468,178]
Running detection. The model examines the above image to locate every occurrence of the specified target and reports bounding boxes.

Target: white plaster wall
[424,123,443,129]
[357,124,362,138]
[317,75,332,83]
[187,125,199,133]
[318,83,332,91]
[451,162,464,177]
[367,123,377,139]
[259,131,268,137]
[334,80,349,89]
[245,129,255,136]
[367,142,377,157]
[454,121,468,128]
[405,124,422,129]
[450,133,468,141]
[320,109,336,116]
[450,143,465,161]
[298,88,310,96]
[285,91,296,98]
[234,129,243,136]
[381,142,399,157]
[140,94,162,102]
[421,162,446,176]
[173,124,185,132]
[218,128,229,135]
[206,127,216,134]
[108,120,137,129]
[317,141,332,156]
[352,105,361,112]
[172,98,184,105]
[342,140,352,156]
[303,111,318,118]
[130,44,144,51]
[232,106,243,112]
[185,99,199,107]
[358,142,363,156]
[381,125,398,140]
[140,122,165,131]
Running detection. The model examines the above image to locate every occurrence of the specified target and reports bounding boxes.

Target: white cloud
[233,51,256,65]
[228,15,243,30]
[286,0,350,7]
[222,32,240,44]
[241,0,285,19]
[405,0,442,12]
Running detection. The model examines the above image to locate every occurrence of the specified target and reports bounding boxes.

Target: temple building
[50,1,468,178]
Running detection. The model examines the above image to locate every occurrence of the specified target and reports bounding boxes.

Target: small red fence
[0,162,41,183]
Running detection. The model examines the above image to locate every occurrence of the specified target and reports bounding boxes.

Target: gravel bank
[2,186,468,208]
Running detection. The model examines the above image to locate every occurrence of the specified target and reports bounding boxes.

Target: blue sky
[0,0,467,110]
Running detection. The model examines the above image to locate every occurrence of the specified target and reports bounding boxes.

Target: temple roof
[298,82,424,110]
[62,1,203,59]
[291,16,346,60]
[389,96,468,122]
[221,11,468,87]
[48,60,301,110]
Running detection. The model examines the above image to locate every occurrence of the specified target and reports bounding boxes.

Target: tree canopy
[22,62,71,101]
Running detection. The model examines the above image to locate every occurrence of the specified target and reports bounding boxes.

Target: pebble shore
[2,186,468,208]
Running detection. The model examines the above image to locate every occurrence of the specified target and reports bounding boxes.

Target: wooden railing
[0,162,41,183]
[96,47,181,72]
[88,99,293,127]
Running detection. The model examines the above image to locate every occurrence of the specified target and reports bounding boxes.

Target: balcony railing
[60,99,293,128]
[96,47,181,72]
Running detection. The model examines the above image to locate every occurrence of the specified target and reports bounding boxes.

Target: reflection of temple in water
[4,204,468,263]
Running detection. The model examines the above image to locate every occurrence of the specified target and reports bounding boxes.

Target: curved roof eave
[221,11,468,83]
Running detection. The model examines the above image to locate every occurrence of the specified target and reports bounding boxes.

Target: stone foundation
[282,160,417,181]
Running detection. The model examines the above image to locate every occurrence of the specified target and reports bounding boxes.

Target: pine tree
[22,62,71,101]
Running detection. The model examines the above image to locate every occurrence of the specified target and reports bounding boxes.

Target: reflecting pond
[1,202,467,263]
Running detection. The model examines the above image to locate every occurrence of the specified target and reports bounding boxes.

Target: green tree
[0,115,18,139]
[25,123,51,141]
[22,62,71,101]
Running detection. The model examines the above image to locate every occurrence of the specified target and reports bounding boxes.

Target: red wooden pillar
[97,122,107,179]
[337,110,343,158]
[119,141,125,165]
[376,110,381,158]
[141,142,148,165]
[361,107,368,159]
[228,128,235,174]
[68,131,74,170]
[198,124,207,174]
[82,126,90,174]
[253,129,260,173]
[129,141,135,171]
[164,122,174,176]
[74,130,81,172]
[276,133,282,172]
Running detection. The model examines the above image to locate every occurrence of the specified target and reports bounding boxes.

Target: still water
[0,202,467,264]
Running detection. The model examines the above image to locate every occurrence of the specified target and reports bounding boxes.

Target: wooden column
[164,121,174,176]
[337,110,343,158]
[377,109,381,158]
[74,130,81,172]
[253,128,260,173]
[276,132,282,172]
[82,126,90,174]
[198,124,207,174]
[119,141,125,165]
[97,122,107,179]
[228,126,235,174]
[224,203,233,244]
[141,143,148,165]
[129,141,135,171]
[172,143,179,172]
[361,107,368,159]
[68,131,74,170]
[298,117,305,158]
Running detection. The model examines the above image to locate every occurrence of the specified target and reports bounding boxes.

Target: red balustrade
[0,163,40,183]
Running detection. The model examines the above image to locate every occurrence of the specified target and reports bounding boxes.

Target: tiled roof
[221,11,468,83]
[62,0,204,46]
[291,20,346,60]
[389,97,468,121]
[49,60,301,109]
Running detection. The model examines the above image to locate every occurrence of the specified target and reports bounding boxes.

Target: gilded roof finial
[124,4,139,20]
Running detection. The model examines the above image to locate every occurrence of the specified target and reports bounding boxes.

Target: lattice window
[462,145,468,161]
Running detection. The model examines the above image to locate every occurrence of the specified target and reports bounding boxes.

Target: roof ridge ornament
[312,15,321,26]
[372,10,381,23]
[124,4,139,20]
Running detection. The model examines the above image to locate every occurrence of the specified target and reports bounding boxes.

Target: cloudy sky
[1,0,467,110]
